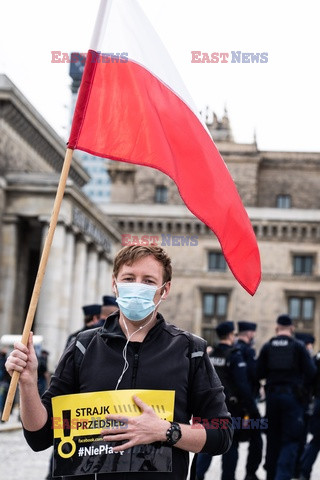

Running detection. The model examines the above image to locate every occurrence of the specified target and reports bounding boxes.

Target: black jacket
[257,335,316,388]
[24,312,232,480]
[236,339,259,396]
[210,343,259,418]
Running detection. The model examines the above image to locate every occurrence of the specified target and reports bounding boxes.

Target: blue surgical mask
[116,282,165,322]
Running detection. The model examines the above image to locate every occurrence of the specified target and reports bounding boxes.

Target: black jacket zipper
[131,352,139,388]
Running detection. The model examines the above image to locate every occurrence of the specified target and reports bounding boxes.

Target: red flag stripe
[69,52,261,295]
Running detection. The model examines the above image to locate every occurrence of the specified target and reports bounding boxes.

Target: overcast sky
[0,0,319,152]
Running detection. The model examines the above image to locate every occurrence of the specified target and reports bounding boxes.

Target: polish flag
[68,0,261,295]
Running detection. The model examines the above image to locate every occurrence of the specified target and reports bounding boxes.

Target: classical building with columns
[0,75,120,368]
[102,109,320,351]
[1,71,320,362]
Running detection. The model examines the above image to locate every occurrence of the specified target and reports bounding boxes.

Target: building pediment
[0,74,89,186]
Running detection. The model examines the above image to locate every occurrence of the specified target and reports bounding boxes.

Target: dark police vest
[263,335,310,394]
[210,344,239,402]
[267,336,296,371]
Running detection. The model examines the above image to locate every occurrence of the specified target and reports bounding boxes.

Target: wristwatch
[165,421,182,446]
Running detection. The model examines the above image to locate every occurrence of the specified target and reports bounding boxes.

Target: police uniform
[237,322,259,395]
[236,321,263,480]
[293,333,316,478]
[197,321,261,480]
[65,304,102,347]
[102,295,118,307]
[300,349,320,480]
[257,315,316,480]
[101,295,119,318]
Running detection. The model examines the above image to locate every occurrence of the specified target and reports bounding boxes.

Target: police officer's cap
[295,332,315,345]
[102,295,118,307]
[82,304,101,316]
[276,314,293,326]
[216,321,234,338]
[238,321,257,332]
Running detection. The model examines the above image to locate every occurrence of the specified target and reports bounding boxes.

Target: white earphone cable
[114,293,165,390]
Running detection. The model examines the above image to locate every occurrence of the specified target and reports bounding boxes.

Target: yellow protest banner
[51,389,174,476]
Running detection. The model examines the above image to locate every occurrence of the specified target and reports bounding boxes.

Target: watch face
[172,430,180,441]
[166,422,181,445]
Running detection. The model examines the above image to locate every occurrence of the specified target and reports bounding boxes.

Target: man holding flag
[6,244,232,479]
[2,2,260,476]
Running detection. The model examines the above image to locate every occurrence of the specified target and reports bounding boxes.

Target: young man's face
[112,255,171,304]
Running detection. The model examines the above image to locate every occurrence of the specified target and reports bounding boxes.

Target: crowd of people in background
[1,256,320,480]
[65,295,119,347]
[196,315,320,480]
[4,244,233,480]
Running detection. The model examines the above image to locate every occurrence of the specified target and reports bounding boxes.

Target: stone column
[0,215,18,336]
[97,255,113,301]
[60,229,76,340]
[35,222,67,369]
[84,245,99,304]
[0,176,6,235]
[69,235,88,333]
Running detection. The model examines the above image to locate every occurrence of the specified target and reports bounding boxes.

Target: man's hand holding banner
[52,389,174,476]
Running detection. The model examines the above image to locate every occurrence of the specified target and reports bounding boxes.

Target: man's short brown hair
[113,245,172,283]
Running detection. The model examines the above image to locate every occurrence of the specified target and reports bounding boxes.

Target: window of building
[288,296,315,322]
[208,252,227,271]
[201,292,229,345]
[203,293,228,318]
[293,255,314,275]
[155,185,168,204]
[276,194,291,208]
[202,327,216,347]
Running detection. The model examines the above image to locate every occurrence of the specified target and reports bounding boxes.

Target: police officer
[293,333,316,478]
[257,314,316,480]
[101,295,118,318]
[237,322,259,395]
[237,321,263,480]
[196,321,261,480]
[299,342,320,480]
[65,304,103,347]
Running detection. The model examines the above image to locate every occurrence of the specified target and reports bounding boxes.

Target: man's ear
[161,281,171,300]
[112,276,117,296]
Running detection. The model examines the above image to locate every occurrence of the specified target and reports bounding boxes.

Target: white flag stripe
[89,0,207,130]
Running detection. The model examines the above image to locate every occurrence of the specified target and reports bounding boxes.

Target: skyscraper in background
[69,53,111,204]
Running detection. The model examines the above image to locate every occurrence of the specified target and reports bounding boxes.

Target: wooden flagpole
[1,148,74,422]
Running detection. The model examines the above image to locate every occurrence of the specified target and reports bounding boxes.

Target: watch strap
[165,421,182,446]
